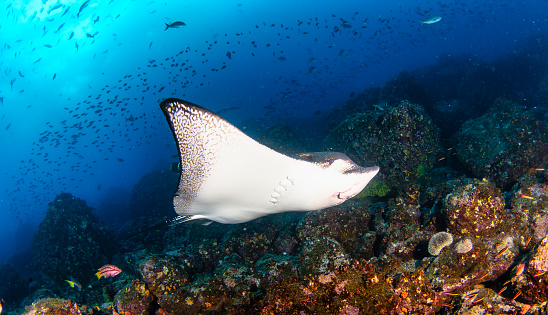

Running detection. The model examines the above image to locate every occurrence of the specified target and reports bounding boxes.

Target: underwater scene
[1,0,548,314]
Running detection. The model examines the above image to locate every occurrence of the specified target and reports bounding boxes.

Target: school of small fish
[0,0,536,228]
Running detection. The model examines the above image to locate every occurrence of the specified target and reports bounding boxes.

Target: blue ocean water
[0,0,546,264]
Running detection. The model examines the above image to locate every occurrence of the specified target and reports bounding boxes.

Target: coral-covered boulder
[375,187,435,264]
[323,100,441,197]
[139,256,189,297]
[297,201,371,255]
[393,269,437,314]
[443,179,507,237]
[222,213,303,265]
[114,280,154,315]
[450,287,524,314]
[32,193,117,285]
[23,298,90,314]
[139,253,258,313]
[426,235,518,295]
[254,254,299,288]
[454,98,548,189]
[510,173,548,245]
[510,235,548,304]
[260,261,400,314]
[299,237,350,278]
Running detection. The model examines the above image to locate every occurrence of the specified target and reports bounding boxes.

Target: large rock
[23,298,90,314]
[297,201,372,255]
[443,179,507,237]
[114,280,154,315]
[324,101,441,197]
[510,235,548,303]
[32,193,117,286]
[454,98,548,189]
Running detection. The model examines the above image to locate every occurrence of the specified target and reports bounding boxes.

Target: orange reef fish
[95,264,122,279]
[515,263,525,276]
[533,271,546,277]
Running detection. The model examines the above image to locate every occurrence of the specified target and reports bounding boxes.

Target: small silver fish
[420,16,442,25]
[165,21,186,31]
[61,6,70,17]
[48,3,63,14]
[77,0,90,18]
[55,23,65,33]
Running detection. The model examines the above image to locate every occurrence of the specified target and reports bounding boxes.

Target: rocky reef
[10,147,547,315]
[4,86,548,313]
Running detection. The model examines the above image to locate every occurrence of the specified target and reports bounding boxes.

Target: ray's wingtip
[367,166,380,174]
[159,97,184,110]
[160,98,206,112]
[159,98,223,120]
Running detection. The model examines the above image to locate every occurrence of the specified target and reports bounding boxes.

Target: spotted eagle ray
[160,98,379,224]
